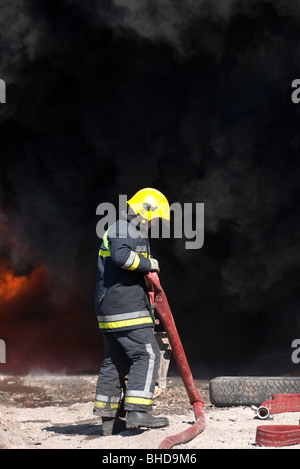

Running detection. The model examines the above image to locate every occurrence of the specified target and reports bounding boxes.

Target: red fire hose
[255,394,300,446]
[145,272,206,449]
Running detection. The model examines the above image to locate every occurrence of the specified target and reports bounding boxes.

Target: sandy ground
[0,373,299,450]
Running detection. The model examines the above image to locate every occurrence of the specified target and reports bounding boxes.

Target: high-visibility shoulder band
[125,396,153,406]
[99,248,111,257]
[99,316,153,330]
[128,253,140,270]
[102,230,110,250]
[99,230,111,257]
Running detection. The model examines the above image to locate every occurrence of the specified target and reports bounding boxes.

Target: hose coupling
[251,405,273,420]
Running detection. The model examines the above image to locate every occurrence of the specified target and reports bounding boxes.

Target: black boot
[101,415,127,436]
[126,411,169,429]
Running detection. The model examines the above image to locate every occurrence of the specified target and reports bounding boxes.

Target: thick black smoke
[1,0,300,377]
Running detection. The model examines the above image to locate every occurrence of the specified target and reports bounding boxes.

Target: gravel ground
[0,373,299,450]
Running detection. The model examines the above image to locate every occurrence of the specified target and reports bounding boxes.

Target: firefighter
[94,188,170,435]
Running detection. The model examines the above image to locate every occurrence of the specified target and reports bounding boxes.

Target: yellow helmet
[127,188,170,223]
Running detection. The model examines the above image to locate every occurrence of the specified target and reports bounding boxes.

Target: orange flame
[0,263,46,303]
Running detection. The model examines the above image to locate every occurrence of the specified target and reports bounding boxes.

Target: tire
[209,376,300,407]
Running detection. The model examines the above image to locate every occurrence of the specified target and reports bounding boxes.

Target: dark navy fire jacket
[95,212,154,332]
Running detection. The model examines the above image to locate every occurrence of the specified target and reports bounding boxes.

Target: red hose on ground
[257,393,300,416]
[256,424,300,447]
[255,394,300,446]
[145,272,206,449]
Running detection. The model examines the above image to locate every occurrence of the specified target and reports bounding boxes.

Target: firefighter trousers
[94,327,160,416]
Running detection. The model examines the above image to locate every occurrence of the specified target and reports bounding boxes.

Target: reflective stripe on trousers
[94,394,121,411]
[124,343,156,407]
[94,328,160,415]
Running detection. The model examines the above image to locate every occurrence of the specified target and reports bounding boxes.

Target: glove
[149,258,160,273]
